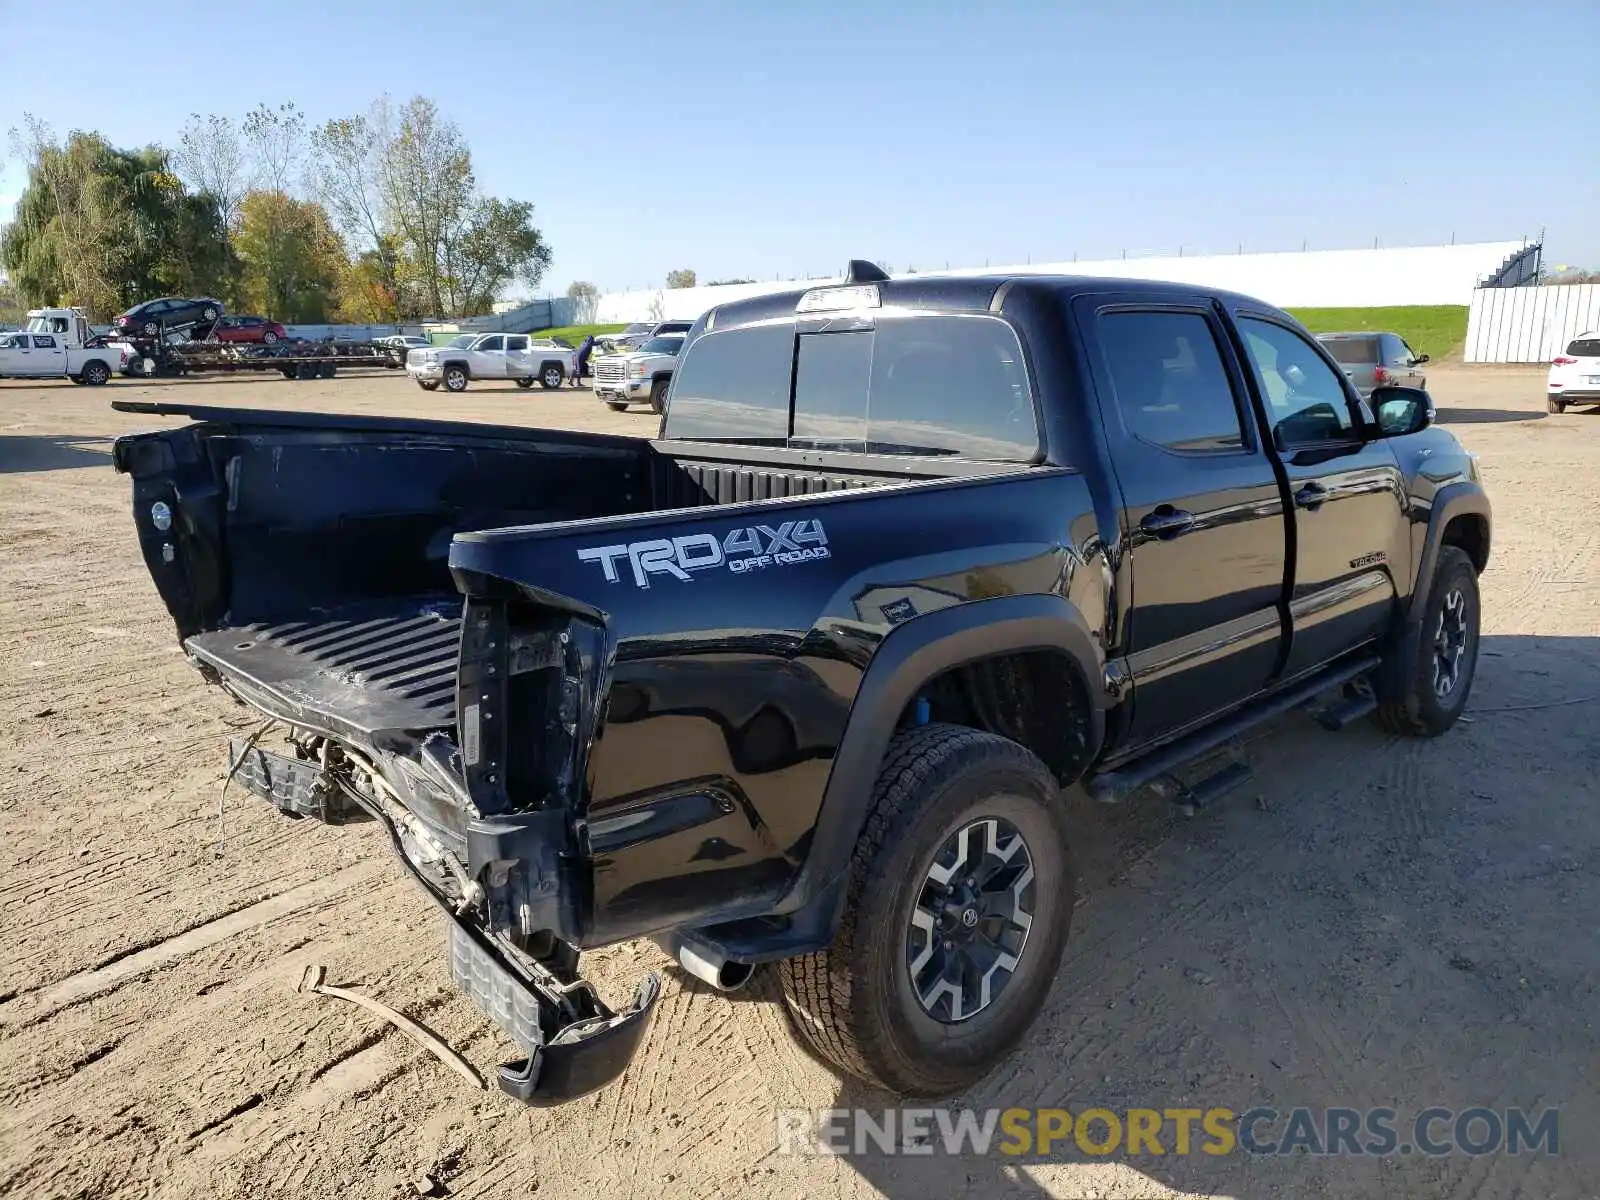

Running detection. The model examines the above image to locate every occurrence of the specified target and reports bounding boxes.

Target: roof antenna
[844,260,890,284]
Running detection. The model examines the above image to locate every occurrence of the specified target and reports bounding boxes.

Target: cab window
[505,336,529,351]
[32,335,58,349]
[1238,318,1357,445]
[476,335,505,352]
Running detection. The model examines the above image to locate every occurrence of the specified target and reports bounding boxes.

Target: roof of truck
[701,272,1293,330]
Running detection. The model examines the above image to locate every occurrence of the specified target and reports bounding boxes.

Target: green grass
[1287,305,1468,362]
[529,323,628,347]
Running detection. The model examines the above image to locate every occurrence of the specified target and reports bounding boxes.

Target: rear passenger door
[503,335,532,381]
[1075,295,1289,746]
[27,334,67,376]
[1234,315,1409,679]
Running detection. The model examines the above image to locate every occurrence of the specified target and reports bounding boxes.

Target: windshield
[446,335,475,348]
[639,337,684,354]
[620,323,653,335]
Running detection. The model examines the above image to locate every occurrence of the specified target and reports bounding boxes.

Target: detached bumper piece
[448,924,660,1104]
[227,740,369,824]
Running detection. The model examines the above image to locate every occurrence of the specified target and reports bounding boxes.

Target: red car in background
[211,315,288,344]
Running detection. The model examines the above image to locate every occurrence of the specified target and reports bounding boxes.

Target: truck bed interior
[115,403,1003,741]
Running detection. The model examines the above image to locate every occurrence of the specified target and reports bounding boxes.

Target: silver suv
[1316,331,1429,398]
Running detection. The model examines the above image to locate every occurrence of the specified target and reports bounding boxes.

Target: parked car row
[1548,332,1600,413]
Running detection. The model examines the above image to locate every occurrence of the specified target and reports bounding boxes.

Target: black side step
[1086,654,1381,804]
[1172,760,1253,814]
[1315,690,1378,731]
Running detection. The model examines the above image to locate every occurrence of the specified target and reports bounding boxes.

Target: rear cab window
[1567,338,1600,358]
[665,314,1040,461]
[1321,336,1379,365]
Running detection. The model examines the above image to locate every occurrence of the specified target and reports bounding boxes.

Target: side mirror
[1414,353,1431,365]
[1371,385,1434,437]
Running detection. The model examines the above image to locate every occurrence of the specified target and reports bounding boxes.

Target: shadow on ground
[682,633,1600,1199]
[0,434,113,474]
[1434,407,1547,425]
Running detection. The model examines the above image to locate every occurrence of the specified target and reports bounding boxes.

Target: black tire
[262,330,278,345]
[650,379,669,414]
[80,360,111,386]
[443,365,469,393]
[515,376,535,389]
[69,375,84,385]
[142,321,158,337]
[294,361,318,380]
[1547,397,1566,413]
[201,306,218,322]
[1373,545,1480,737]
[318,362,337,379]
[779,723,1074,1096]
[605,400,628,411]
[417,380,440,391]
[280,367,296,380]
[539,363,564,390]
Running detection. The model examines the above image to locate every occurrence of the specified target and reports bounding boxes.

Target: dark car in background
[112,297,225,338]
[1316,331,1428,398]
[209,315,287,345]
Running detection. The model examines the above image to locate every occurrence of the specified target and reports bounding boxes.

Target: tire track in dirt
[0,859,387,1030]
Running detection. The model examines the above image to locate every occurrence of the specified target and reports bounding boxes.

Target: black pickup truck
[114,263,1490,1104]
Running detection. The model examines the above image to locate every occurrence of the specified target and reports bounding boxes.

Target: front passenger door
[470,334,507,378]
[1235,316,1409,679]
[28,335,66,376]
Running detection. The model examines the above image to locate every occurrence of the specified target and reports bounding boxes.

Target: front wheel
[443,365,469,392]
[605,400,628,411]
[417,380,440,391]
[1373,545,1480,736]
[650,379,669,414]
[779,724,1074,1096]
[540,363,564,390]
[262,331,279,345]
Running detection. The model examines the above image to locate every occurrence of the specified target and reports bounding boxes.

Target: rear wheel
[318,362,337,379]
[1548,397,1566,413]
[262,330,279,345]
[1373,545,1480,736]
[540,363,564,390]
[443,365,469,392]
[650,379,669,414]
[779,724,1075,1096]
[515,376,535,389]
[80,360,111,386]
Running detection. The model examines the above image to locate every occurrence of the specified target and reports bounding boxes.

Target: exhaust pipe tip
[674,940,755,993]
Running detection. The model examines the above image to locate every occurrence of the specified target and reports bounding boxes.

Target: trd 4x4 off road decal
[577,519,830,588]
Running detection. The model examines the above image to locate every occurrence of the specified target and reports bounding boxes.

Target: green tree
[2,122,228,318]
[439,197,551,317]
[665,267,696,289]
[233,190,346,322]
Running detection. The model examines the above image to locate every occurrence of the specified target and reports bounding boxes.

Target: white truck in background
[0,308,127,385]
[406,333,578,393]
[591,332,685,412]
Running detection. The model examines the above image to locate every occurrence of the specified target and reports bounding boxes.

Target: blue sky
[1,0,1595,295]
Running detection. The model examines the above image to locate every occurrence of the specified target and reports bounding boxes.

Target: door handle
[1139,507,1196,539]
[1294,483,1329,510]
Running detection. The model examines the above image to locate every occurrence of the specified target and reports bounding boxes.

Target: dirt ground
[1,365,1596,1200]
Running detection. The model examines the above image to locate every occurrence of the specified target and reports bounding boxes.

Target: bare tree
[242,101,308,195]
[310,99,396,299]
[566,280,599,323]
[172,113,248,231]
[377,96,472,317]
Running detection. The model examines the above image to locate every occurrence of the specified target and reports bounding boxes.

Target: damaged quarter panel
[448,466,1103,946]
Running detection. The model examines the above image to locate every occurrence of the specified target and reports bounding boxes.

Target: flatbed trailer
[117,320,406,380]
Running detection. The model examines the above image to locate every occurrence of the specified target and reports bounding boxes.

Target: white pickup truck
[0,308,127,385]
[405,333,578,393]
[591,332,685,412]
